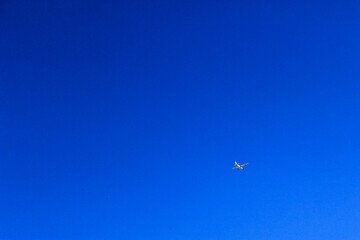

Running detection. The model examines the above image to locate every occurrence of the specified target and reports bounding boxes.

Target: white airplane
[232,161,248,170]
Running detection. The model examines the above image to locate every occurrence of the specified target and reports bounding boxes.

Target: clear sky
[1,1,360,239]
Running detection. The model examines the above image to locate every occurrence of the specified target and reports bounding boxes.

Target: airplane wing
[240,163,248,167]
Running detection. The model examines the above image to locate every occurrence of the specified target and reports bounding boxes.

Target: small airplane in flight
[232,161,248,170]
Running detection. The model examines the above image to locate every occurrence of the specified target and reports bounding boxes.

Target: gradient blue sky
[1,1,360,239]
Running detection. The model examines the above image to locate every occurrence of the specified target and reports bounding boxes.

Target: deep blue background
[1,1,360,239]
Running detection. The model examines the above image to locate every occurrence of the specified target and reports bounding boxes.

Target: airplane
[232,161,248,170]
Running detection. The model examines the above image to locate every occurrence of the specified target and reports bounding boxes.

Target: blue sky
[1,1,360,239]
